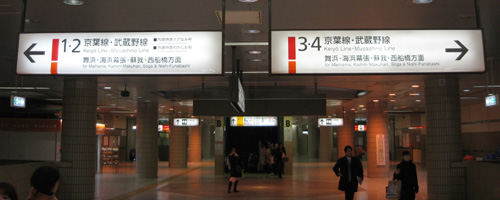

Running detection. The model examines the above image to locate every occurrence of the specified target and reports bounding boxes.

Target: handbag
[386,180,402,199]
[282,153,289,162]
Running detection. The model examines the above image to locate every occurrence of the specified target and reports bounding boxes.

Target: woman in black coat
[226,147,242,193]
[333,146,364,200]
[393,151,419,200]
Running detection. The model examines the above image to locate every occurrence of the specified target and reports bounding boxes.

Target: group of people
[333,145,419,200]
[257,141,287,178]
[226,141,288,193]
[0,166,60,200]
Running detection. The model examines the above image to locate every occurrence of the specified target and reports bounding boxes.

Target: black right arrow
[445,40,468,61]
[24,43,45,63]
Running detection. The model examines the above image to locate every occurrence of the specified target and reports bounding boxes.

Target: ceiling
[0,0,499,118]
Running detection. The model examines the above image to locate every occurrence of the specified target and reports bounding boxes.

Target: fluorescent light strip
[0,87,50,90]
[473,85,500,88]
[225,42,268,46]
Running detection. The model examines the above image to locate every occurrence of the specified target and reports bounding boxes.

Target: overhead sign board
[318,118,343,126]
[230,116,278,127]
[173,118,199,126]
[271,30,484,74]
[17,31,222,75]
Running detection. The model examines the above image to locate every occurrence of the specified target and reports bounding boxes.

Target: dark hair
[30,166,60,196]
[402,151,411,157]
[344,145,353,152]
[0,182,18,200]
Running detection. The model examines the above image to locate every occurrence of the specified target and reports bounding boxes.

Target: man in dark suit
[333,145,364,200]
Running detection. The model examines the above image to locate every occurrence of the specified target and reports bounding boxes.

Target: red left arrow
[23,43,45,63]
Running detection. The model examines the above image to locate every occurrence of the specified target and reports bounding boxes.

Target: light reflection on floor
[96,161,427,200]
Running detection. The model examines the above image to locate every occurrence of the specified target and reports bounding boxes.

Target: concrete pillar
[283,116,294,175]
[188,125,202,162]
[319,126,333,162]
[58,76,97,200]
[367,101,390,178]
[170,121,188,168]
[307,116,319,159]
[425,77,465,200]
[214,117,225,175]
[136,101,158,178]
[338,110,354,159]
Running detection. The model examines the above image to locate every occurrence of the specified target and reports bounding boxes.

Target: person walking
[273,143,287,178]
[333,146,364,200]
[393,151,419,200]
[353,145,365,160]
[226,147,242,193]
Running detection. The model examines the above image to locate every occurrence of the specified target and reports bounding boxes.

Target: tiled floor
[96,161,428,200]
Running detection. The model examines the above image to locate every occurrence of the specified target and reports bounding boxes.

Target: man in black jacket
[333,145,364,200]
[393,151,419,200]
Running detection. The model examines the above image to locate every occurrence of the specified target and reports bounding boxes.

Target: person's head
[278,143,283,148]
[344,146,353,157]
[231,147,236,153]
[274,143,278,148]
[30,166,60,198]
[402,151,411,162]
[0,182,18,200]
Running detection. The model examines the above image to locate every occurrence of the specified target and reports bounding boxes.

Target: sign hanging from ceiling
[230,116,278,127]
[173,118,199,126]
[17,31,222,75]
[271,30,484,74]
[318,118,343,126]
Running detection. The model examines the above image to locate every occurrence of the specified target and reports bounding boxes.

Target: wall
[461,103,500,157]
[0,131,59,161]
[465,161,500,200]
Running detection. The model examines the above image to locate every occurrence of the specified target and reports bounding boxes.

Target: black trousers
[344,190,355,200]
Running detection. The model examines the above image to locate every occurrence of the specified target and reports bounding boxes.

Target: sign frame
[17,30,224,76]
[269,29,485,75]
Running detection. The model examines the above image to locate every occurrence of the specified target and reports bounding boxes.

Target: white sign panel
[17,31,222,75]
[318,118,343,126]
[230,116,278,127]
[173,118,199,126]
[376,134,386,166]
[485,94,498,107]
[271,30,484,74]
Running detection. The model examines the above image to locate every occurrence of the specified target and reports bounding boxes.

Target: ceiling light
[64,0,84,5]
[473,85,500,88]
[104,87,111,90]
[373,100,379,102]
[239,0,258,2]
[409,93,420,96]
[105,93,112,96]
[250,58,263,62]
[390,100,397,102]
[359,105,365,108]
[0,87,50,90]
[389,93,396,96]
[463,89,470,92]
[415,99,421,102]
[249,50,262,54]
[351,108,356,111]
[413,0,432,4]
[244,29,261,34]
[411,85,419,88]
[356,91,369,97]
[46,99,63,101]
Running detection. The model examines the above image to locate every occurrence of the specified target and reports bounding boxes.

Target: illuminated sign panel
[318,118,343,126]
[17,31,222,75]
[485,94,498,107]
[271,30,484,74]
[355,125,366,131]
[230,116,278,127]
[10,95,26,108]
[173,118,199,126]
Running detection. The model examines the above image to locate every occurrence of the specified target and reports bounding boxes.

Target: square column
[307,116,319,159]
[283,116,294,175]
[136,101,159,178]
[337,110,354,159]
[425,77,465,200]
[214,117,225,175]
[59,76,97,200]
[367,102,390,178]
[188,125,202,162]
